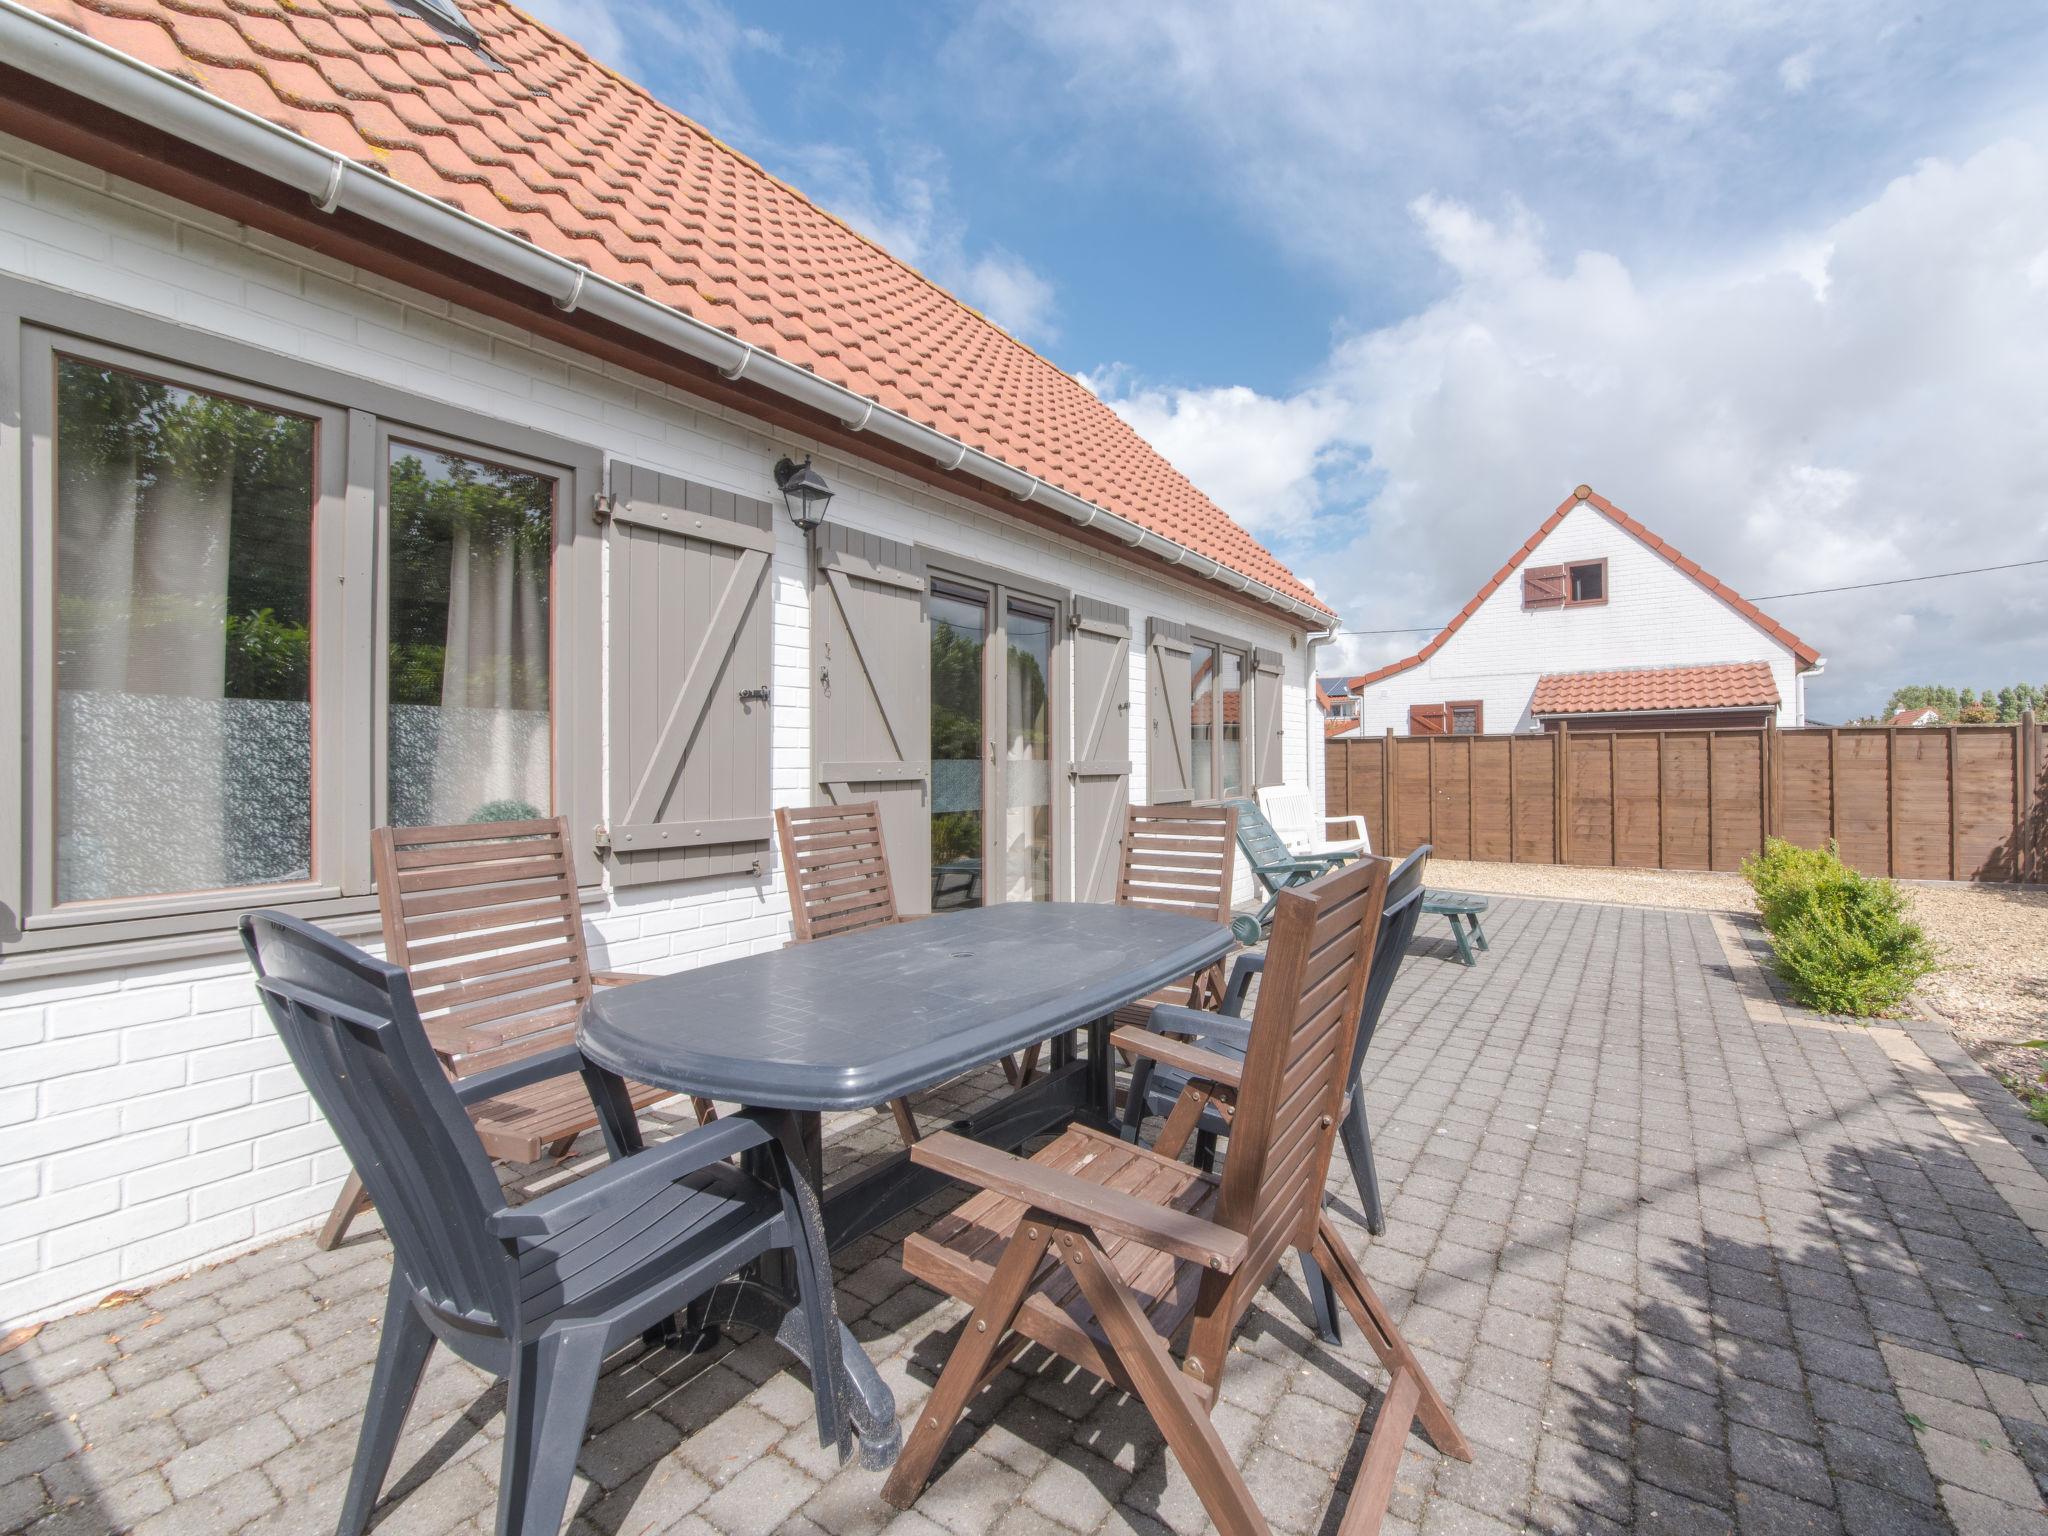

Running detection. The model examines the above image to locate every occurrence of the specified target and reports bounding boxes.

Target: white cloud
[1082,375,1348,543]
[1092,137,2048,715]
[960,251,1059,342]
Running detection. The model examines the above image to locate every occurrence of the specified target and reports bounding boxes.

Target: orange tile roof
[1324,715,1359,740]
[1349,485,1820,689]
[22,0,1328,615]
[1531,661,1781,715]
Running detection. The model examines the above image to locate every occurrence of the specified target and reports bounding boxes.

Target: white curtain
[426,515,550,822]
[59,449,234,897]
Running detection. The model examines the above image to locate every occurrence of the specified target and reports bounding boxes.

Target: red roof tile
[1530,661,1781,715]
[22,0,1328,615]
[1348,486,1820,688]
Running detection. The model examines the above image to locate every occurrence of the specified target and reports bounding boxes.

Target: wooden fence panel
[1391,738,1432,855]
[1835,731,1890,876]
[1510,737,1556,863]
[1710,733,1764,871]
[1325,738,1387,853]
[1433,740,1473,859]
[1958,728,2019,880]
[1568,734,1615,866]
[1324,717,2040,883]
[1470,739,1514,861]
[1777,732,1832,851]
[1661,734,1711,870]
[1614,734,1662,868]
[1892,730,1951,879]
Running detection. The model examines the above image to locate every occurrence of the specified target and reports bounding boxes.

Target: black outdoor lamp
[773,455,834,533]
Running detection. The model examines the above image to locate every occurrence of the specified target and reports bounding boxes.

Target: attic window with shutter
[1521,564,1566,608]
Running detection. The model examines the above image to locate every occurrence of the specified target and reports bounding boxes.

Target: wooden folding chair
[1109,803,1241,1032]
[883,857,1470,1536]
[774,802,1025,1146]
[317,816,690,1249]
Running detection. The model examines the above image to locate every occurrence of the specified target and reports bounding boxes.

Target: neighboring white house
[0,0,1336,1322]
[1346,486,1824,736]
[1891,707,1942,728]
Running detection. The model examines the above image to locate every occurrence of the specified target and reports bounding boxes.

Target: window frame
[1447,700,1485,735]
[1187,625,1254,804]
[1,278,602,971]
[1565,558,1608,607]
[917,546,1073,903]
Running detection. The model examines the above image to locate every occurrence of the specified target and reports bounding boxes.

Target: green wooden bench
[1422,891,1490,966]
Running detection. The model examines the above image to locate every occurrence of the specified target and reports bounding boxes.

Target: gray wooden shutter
[1071,598,1132,902]
[1146,618,1194,804]
[1522,564,1567,608]
[1252,646,1285,788]
[605,463,774,886]
[811,524,932,912]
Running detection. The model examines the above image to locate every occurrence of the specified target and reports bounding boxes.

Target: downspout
[0,0,1337,632]
[1305,620,1340,802]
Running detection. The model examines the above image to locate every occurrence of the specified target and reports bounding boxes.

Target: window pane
[387,443,554,827]
[55,358,315,903]
[1571,563,1604,602]
[1451,705,1479,735]
[1003,598,1053,903]
[1219,649,1244,797]
[929,580,987,910]
[1190,642,1217,801]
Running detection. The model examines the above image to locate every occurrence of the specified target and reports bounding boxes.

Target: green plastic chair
[1224,797,1364,944]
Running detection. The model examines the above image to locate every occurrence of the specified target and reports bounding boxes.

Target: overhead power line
[1326,555,2048,642]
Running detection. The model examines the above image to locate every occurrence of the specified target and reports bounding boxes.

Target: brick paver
[6,898,2048,1534]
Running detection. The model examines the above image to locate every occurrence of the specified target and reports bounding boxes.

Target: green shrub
[1740,838,1935,1017]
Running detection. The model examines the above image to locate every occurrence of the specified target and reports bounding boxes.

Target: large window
[53,360,317,904]
[1190,637,1250,801]
[385,439,556,828]
[9,299,600,965]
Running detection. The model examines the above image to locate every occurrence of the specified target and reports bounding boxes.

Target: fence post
[1948,727,1961,881]
[1828,727,1841,854]
[1763,718,1776,845]
[1885,722,1898,878]
[1557,720,1572,866]
[1383,727,1396,856]
[2024,710,2039,885]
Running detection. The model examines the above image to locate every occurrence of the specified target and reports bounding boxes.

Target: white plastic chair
[1258,785,1370,860]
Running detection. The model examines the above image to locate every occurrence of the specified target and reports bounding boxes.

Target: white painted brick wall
[0,132,1317,1324]
[1350,503,1811,735]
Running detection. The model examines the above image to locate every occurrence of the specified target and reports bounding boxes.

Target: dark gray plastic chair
[240,911,851,1536]
[1121,845,1431,1254]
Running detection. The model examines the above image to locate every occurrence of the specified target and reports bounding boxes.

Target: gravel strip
[1424,857,2048,1087]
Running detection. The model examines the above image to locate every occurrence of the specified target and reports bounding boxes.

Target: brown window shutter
[1522,564,1567,608]
[1408,703,1449,735]
[605,463,775,886]
[1145,619,1195,803]
[1251,647,1285,788]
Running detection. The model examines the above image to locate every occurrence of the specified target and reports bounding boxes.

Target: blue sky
[529,0,2048,719]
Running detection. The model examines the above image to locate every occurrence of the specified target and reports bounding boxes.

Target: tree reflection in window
[54,357,315,901]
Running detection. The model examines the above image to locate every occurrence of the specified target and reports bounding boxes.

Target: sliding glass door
[927,572,1061,909]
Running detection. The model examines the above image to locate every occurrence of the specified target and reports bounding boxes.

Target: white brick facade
[1348,502,1814,736]
[0,132,1321,1324]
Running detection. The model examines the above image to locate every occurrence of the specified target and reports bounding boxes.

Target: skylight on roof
[385,0,501,66]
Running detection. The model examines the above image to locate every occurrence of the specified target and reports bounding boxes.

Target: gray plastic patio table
[580,901,1234,1242]
[578,901,1230,1464]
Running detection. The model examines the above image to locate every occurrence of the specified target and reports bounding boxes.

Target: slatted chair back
[1228,797,1298,875]
[1344,846,1429,1096]
[242,911,515,1329]
[371,817,597,1078]
[1116,803,1238,923]
[775,802,902,942]
[1192,855,1385,1367]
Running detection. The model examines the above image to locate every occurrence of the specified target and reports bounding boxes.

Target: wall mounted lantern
[773,455,834,533]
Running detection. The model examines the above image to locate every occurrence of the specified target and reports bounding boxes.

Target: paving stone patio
[7,895,2048,1536]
